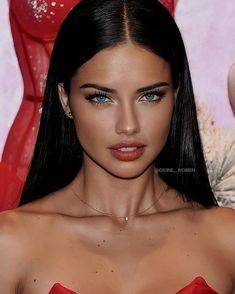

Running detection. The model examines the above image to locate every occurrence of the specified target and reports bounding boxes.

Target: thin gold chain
[70,184,168,221]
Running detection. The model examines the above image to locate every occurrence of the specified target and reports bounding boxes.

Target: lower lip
[110,147,145,161]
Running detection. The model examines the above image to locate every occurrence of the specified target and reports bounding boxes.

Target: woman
[0,0,174,211]
[0,0,235,293]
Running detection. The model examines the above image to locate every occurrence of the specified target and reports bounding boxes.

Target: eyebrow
[79,82,169,94]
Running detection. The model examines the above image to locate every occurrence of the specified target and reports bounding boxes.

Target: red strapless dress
[49,277,218,294]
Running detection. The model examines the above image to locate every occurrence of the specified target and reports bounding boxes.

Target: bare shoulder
[0,198,62,236]
[201,206,235,271]
[0,202,51,234]
[199,206,235,238]
[0,203,58,293]
[202,206,235,230]
[0,208,29,251]
[0,209,30,293]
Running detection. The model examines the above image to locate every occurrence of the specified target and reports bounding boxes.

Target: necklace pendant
[125,216,129,221]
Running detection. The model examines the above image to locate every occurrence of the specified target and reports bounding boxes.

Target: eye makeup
[84,88,166,105]
[139,89,165,103]
[85,91,112,105]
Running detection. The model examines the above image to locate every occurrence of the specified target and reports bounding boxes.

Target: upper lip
[109,141,146,150]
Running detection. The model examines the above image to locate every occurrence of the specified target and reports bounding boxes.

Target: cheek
[142,101,174,142]
[72,108,113,148]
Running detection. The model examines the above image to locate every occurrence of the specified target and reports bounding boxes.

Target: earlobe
[58,83,73,118]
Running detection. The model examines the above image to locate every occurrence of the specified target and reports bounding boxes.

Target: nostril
[115,107,140,135]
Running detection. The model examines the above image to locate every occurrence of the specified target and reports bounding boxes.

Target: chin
[83,151,155,179]
[104,162,153,180]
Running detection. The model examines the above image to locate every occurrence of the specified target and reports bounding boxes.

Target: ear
[58,83,73,118]
[174,83,180,102]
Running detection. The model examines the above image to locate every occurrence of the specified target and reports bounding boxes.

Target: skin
[1,43,235,294]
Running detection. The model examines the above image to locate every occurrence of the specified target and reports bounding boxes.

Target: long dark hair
[20,0,218,207]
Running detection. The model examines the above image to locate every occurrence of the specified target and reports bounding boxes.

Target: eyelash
[85,89,165,105]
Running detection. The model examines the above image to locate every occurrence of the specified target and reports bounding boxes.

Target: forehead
[73,43,172,86]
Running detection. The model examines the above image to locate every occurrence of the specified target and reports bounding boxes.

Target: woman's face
[60,43,175,178]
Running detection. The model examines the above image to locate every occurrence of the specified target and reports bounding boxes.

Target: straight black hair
[20,0,218,207]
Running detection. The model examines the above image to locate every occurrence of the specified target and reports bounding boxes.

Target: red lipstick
[109,142,146,161]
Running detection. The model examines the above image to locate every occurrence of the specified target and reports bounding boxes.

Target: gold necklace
[70,184,168,221]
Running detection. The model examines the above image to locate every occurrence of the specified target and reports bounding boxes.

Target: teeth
[118,147,138,152]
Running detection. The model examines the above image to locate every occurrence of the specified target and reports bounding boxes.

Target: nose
[115,102,140,136]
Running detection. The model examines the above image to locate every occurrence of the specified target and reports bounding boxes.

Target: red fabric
[49,277,217,294]
[0,162,23,211]
[0,0,79,211]
[49,283,78,294]
[160,0,175,15]
[176,277,218,294]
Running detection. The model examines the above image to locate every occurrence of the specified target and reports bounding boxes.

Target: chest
[21,229,231,294]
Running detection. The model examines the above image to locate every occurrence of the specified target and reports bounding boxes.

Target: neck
[69,159,169,221]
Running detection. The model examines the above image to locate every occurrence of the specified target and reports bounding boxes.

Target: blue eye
[85,89,165,105]
[93,95,109,103]
[85,92,111,105]
[140,90,165,103]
